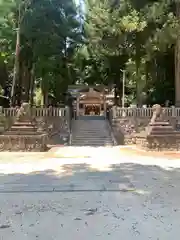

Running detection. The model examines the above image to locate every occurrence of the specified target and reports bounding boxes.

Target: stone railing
[0,106,72,146]
[2,107,66,117]
[108,106,180,145]
[112,107,180,118]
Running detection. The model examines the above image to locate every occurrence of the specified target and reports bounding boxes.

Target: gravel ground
[0,147,180,239]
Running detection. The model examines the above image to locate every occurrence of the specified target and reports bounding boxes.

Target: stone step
[72,129,110,132]
[72,129,107,132]
[72,139,113,142]
[72,136,112,139]
[10,127,37,132]
[72,139,113,143]
[73,133,109,136]
[72,134,111,137]
[73,127,108,129]
[73,127,107,129]
[71,142,113,146]
[73,131,110,133]
[71,119,114,146]
[73,128,107,130]
[71,138,113,142]
[72,128,107,130]
[4,131,41,135]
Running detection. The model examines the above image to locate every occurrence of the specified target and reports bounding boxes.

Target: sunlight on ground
[134,189,149,195]
[89,164,113,171]
[0,146,180,174]
[0,155,180,175]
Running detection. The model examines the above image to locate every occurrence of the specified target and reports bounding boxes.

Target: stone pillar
[104,98,106,118]
[171,105,177,129]
[65,105,69,121]
[0,106,5,133]
[112,106,116,119]
[176,100,180,107]
[76,97,79,117]
[172,105,176,118]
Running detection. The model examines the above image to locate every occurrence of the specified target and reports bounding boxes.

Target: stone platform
[0,103,48,152]
[134,134,180,151]
[125,104,180,151]
[0,134,48,152]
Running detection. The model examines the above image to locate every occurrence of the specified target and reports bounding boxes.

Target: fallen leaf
[74,217,82,221]
[15,211,22,215]
[0,224,11,229]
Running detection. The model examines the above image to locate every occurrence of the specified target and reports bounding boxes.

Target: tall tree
[0,0,82,106]
[81,0,178,106]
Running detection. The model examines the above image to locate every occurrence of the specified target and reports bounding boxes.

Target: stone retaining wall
[0,116,69,150]
[111,116,178,146]
[0,134,48,152]
[111,117,148,145]
[134,135,180,151]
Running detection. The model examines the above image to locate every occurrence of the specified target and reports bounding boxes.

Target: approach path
[0,146,180,239]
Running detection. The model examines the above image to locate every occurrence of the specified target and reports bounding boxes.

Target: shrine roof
[68,85,105,92]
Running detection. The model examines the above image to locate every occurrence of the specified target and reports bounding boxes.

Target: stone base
[124,135,135,145]
[0,134,48,152]
[133,136,180,151]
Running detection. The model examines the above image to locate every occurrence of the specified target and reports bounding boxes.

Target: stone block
[0,134,48,152]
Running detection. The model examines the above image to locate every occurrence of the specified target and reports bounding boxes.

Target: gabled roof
[79,88,104,100]
[77,87,100,93]
[68,85,104,93]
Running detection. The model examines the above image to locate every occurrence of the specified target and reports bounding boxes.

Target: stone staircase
[71,119,115,146]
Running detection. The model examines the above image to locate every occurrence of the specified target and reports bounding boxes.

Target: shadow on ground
[0,163,180,201]
[0,163,180,239]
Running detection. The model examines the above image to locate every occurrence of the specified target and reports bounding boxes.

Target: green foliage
[0,0,179,105]
[77,0,178,105]
[0,0,83,104]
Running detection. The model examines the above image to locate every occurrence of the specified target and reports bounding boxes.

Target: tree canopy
[0,0,180,106]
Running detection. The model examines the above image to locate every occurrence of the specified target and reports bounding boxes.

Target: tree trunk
[0,57,8,90]
[135,59,142,107]
[114,86,118,105]
[175,2,180,106]
[43,91,48,106]
[30,63,35,106]
[11,5,21,106]
[41,77,49,107]
[23,64,31,102]
[16,59,23,106]
[135,34,142,107]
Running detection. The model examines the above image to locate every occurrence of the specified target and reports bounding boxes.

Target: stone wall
[44,116,69,145]
[0,135,48,152]
[0,105,72,151]
[111,116,178,146]
[111,117,148,144]
[134,135,180,151]
[0,115,69,147]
